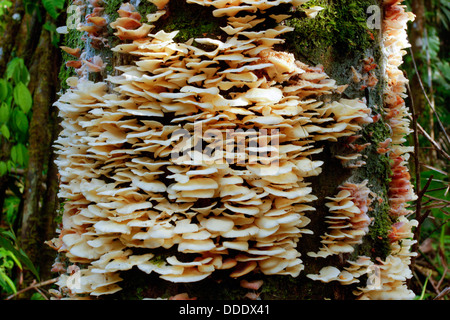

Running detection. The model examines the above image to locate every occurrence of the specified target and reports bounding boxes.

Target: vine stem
[6,277,58,300]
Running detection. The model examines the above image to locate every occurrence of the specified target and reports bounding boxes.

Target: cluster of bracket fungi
[50,0,418,299]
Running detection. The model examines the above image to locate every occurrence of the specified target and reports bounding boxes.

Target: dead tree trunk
[50,0,418,300]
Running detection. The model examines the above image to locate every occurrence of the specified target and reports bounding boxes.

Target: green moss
[352,118,395,260]
[284,0,377,63]
[260,276,300,299]
[104,0,124,22]
[136,1,157,17]
[149,254,166,267]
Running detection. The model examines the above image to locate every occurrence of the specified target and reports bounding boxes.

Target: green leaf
[1,248,22,270]
[42,0,66,19]
[0,102,10,123]
[13,82,32,113]
[18,143,29,167]
[0,79,8,101]
[0,161,7,176]
[0,230,40,280]
[4,196,20,226]
[10,144,24,166]
[6,58,20,82]
[31,292,46,300]
[6,160,13,172]
[0,268,17,294]
[10,144,17,163]
[1,124,10,140]
[6,58,29,85]
[13,109,29,134]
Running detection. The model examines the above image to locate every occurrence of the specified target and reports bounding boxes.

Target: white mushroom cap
[160,268,211,283]
[307,266,341,282]
[178,239,216,253]
[200,217,234,233]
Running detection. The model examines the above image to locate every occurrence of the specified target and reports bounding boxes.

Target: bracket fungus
[51,0,418,299]
[307,180,373,259]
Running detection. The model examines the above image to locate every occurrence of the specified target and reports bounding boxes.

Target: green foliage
[0,229,40,296]
[435,0,450,30]
[3,197,20,227]
[0,0,12,16]
[0,58,32,176]
[6,58,30,86]
[42,0,65,19]
[0,0,12,33]
[30,292,46,300]
[22,0,66,21]
[13,83,32,114]
[0,247,21,294]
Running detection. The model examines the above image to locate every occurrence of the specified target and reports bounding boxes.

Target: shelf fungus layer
[51,0,417,299]
[307,180,374,259]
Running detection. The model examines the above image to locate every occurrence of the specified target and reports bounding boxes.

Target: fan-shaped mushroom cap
[307,266,340,282]
[160,268,211,283]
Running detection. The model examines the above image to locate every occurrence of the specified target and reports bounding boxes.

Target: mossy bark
[57,0,397,300]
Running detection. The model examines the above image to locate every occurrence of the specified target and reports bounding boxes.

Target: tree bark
[19,14,61,283]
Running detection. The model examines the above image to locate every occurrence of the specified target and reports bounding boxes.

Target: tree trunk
[19,13,62,282]
[51,0,418,300]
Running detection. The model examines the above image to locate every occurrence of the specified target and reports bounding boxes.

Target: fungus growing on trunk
[51,0,418,299]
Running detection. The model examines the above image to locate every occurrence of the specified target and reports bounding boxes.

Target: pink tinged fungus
[60,46,81,58]
[110,17,142,30]
[83,56,105,73]
[87,16,107,27]
[78,25,103,35]
[348,142,371,152]
[148,0,170,10]
[117,3,140,18]
[351,66,362,83]
[169,293,197,300]
[244,292,261,300]
[240,279,263,290]
[66,60,82,69]
[308,180,373,258]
